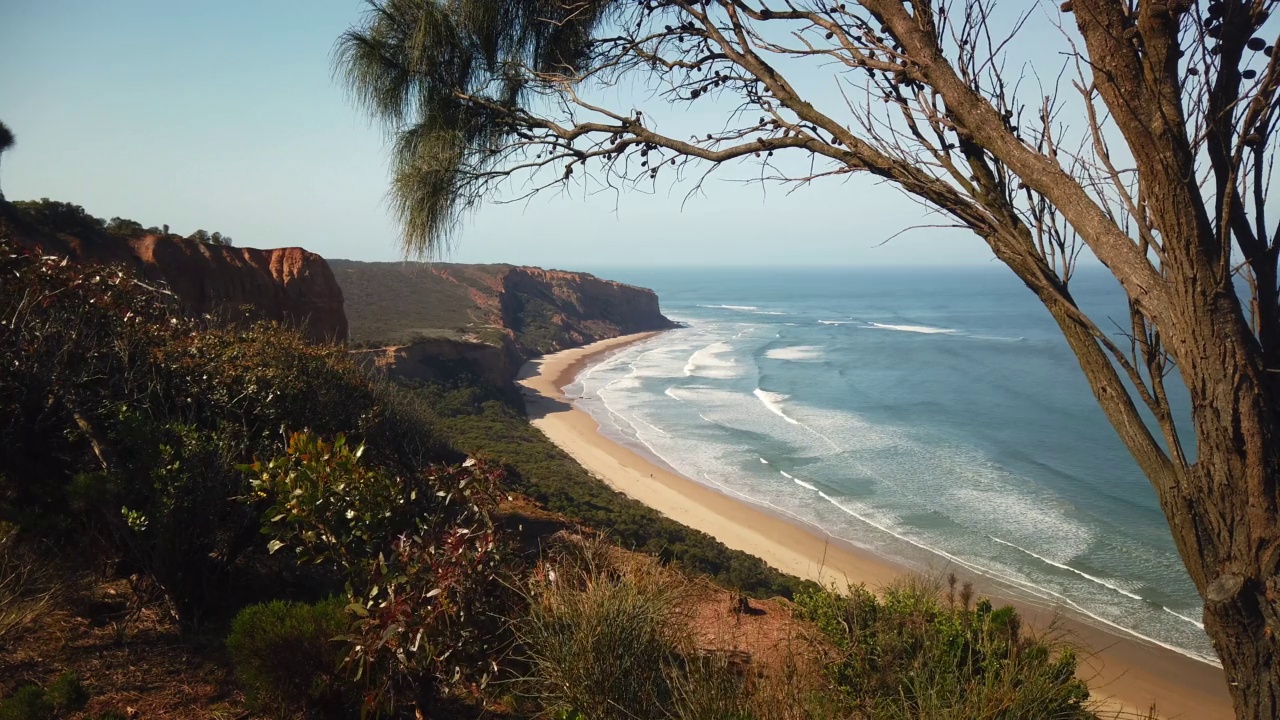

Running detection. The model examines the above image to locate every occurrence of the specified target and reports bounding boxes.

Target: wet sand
[517,332,1234,719]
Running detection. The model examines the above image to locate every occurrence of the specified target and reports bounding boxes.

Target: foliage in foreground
[520,538,1103,720]
[227,598,353,719]
[248,432,514,713]
[0,673,88,720]
[794,575,1093,720]
[0,239,450,622]
[519,538,834,720]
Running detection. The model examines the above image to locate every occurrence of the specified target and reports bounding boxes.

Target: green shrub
[0,240,450,622]
[0,673,88,720]
[793,576,1094,720]
[0,686,50,720]
[41,674,87,716]
[227,598,352,719]
[394,376,811,600]
[247,432,514,716]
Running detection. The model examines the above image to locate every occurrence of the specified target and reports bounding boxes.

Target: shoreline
[516,331,1234,719]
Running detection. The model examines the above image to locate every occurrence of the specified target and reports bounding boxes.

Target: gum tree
[336,1,1280,715]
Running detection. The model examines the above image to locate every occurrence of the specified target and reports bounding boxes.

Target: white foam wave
[753,310,786,315]
[818,320,853,325]
[784,472,818,491]
[1164,606,1206,630]
[759,457,769,464]
[570,321,1217,666]
[817,495,1221,667]
[970,334,1027,342]
[765,345,824,361]
[683,341,744,379]
[753,388,800,425]
[700,304,758,311]
[989,536,1143,601]
[868,322,958,335]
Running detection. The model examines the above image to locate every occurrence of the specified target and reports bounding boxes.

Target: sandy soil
[517,332,1236,720]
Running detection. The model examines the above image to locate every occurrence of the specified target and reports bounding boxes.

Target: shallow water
[570,266,1214,664]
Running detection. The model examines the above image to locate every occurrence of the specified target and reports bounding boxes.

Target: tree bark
[1178,311,1280,719]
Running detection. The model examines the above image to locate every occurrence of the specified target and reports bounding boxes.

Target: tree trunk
[1203,567,1280,719]
[1146,291,1280,719]
[1000,241,1280,718]
[1184,367,1280,718]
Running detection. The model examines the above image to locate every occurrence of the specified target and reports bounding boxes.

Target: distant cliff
[329,260,675,387]
[0,201,347,342]
[0,200,675,385]
[330,259,676,358]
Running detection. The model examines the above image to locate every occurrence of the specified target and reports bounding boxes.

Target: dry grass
[0,525,61,652]
[519,534,848,720]
[0,575,243,719]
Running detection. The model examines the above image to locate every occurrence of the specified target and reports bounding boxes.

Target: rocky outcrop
[497,266,674,356]
[2,204,347,342]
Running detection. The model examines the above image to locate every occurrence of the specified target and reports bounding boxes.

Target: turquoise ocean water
[568,266,1213,663]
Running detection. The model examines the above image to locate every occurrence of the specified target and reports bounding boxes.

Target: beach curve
[517,332,1234,720]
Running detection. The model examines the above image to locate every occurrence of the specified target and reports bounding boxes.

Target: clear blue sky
[1,0,1062,267]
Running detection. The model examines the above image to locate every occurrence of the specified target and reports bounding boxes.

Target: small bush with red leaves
[245,432,514,717]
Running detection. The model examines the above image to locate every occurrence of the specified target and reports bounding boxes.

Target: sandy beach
[517,332,1235,719]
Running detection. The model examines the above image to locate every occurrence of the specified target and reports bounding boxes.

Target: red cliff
[1,204,347,343]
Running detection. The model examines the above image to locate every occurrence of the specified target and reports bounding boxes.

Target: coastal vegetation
[0,232,1129,717]
[334,1,1280,714]
[9,197,231,243]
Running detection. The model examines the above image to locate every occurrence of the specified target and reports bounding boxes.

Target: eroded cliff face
[2,206,347,342]
[332,259,675,387]
[498,267,674,356]
[332,259,675,354]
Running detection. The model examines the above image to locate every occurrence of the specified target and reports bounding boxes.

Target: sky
[1,0,1069,267]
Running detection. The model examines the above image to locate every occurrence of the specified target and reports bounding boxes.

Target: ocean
[570,266,1214,664]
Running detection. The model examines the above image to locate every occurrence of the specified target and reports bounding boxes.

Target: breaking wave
[868,322,958,335]
[989,536,1143,601]
[753,388,800,424]
[765,345,824,361]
